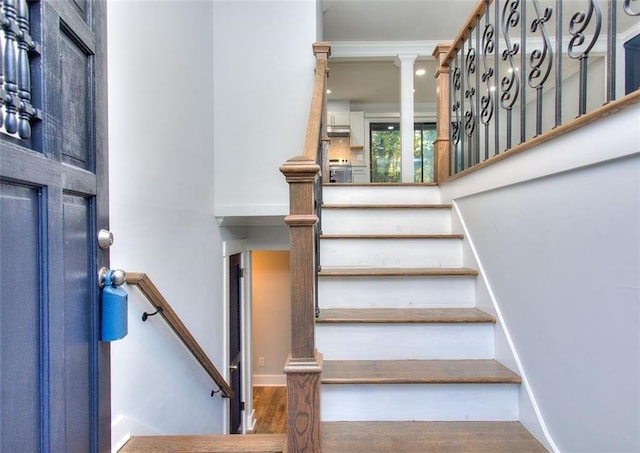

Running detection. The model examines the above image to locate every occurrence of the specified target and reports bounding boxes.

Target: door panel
[0,182,42,452]
[62,194,93,452]
[0,0,109,451]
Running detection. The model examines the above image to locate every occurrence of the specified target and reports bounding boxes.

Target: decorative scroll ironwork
[0,0,41,140]
[529,0,553,135]
[480,22,495,128]
[624,0,640,15]
[568,0,602,115]
[464,43,477,139]
[444,0,637,177]
[500,0,521,149]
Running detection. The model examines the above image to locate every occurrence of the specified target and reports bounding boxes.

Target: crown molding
[330,41,443,59]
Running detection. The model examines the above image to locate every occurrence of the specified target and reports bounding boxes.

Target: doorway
[369,122,436,182]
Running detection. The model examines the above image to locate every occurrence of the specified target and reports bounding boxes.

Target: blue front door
[0,0,110,451]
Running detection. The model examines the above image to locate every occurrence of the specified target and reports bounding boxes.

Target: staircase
[316,183,548,452]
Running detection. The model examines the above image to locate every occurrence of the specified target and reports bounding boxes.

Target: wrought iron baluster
[464,32,477,169]
[568,0,602,116]
[520,0,527,142]
[451,55,462,173]
[500,0,520,150]
[460,41,467,170]
[474,21,481,164]
[555,0,563,127]
[606,0,616,102]
[3,0,19,134]
[494,0,500,155]
[529,0,553,136]
[481,0,495,160]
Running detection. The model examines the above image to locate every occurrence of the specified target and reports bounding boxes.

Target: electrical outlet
[258,357,265,367]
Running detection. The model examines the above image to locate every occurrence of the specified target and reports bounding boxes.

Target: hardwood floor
[252,386,287,434]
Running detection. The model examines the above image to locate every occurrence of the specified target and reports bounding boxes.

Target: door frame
[222,240,254,434]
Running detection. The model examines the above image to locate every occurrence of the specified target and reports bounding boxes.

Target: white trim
[452,201,560,453]
[223,239,248,258]
[252,374,287,386]
[331,40,441,59]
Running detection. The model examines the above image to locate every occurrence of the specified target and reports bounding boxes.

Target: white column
[396,54,417,183]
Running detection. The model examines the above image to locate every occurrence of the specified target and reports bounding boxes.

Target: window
[369,122,436,183]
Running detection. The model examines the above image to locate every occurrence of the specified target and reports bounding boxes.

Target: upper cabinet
[350,111,365,149]
[328,111,351,126]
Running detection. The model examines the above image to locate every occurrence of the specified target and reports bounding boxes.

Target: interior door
[229,253,243,433]
[0,0,110,451]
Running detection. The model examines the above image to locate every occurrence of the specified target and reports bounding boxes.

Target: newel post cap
[280,156,321,183]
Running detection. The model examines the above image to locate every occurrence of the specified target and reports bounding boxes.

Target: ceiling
[321,0,478,109]
[321,0,639,110]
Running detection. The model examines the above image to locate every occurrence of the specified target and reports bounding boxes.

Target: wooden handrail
[303,42,330,160]
[443,0,492,66]
[126,272,234,399]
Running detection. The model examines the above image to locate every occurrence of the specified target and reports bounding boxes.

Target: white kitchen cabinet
[328,111,350,126]
[350,111,365,148]
[351,165,369,183]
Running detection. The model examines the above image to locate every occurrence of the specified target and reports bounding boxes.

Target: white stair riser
[321,384,519,421]
[318,276,476,309]
[323,186,441,205]
[321,239,462,268]
[322,208,452,235]
[317,323,494,360]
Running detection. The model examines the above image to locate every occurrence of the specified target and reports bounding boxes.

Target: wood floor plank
[318,267,478,277]
[252,386,287,434]
[322,359,522,384]
[316,307,495,324]
[321,421,548,452]
[120,434,286,452]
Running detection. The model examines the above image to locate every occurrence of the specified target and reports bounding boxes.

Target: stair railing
[127,272,234,399]
[279,42,330,453]
[434,0,640,181]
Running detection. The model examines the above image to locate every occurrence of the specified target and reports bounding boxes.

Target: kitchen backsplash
[328,137,351,160]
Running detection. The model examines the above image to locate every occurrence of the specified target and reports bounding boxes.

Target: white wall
[107,1,238,449]
[251,251,291,386]
[442,104,640,452]
[213,0,319,219]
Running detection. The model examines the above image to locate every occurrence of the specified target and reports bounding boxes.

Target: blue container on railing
[101,269,128,341]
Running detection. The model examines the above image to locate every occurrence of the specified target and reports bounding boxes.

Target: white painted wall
[441,104,640,452]
[107,1,242,449]
[251,251,291,386]
[213,0,319,219]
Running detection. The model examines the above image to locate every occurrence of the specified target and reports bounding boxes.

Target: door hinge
[240,268,246,278]
[240,401,245,411]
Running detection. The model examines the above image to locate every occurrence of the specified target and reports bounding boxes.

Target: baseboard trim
[252,374,287,386]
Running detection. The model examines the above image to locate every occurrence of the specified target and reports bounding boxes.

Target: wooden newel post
[280,156,322,453]
[433,43,452,183]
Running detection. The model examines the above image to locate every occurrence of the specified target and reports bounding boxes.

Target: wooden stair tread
[322,359,522,384]
[322,203,451,209]
[119,434,286,453]
[319,267,478,277]
[316,307,495,324]
[320,233,463,239]
[321,421,548,452]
